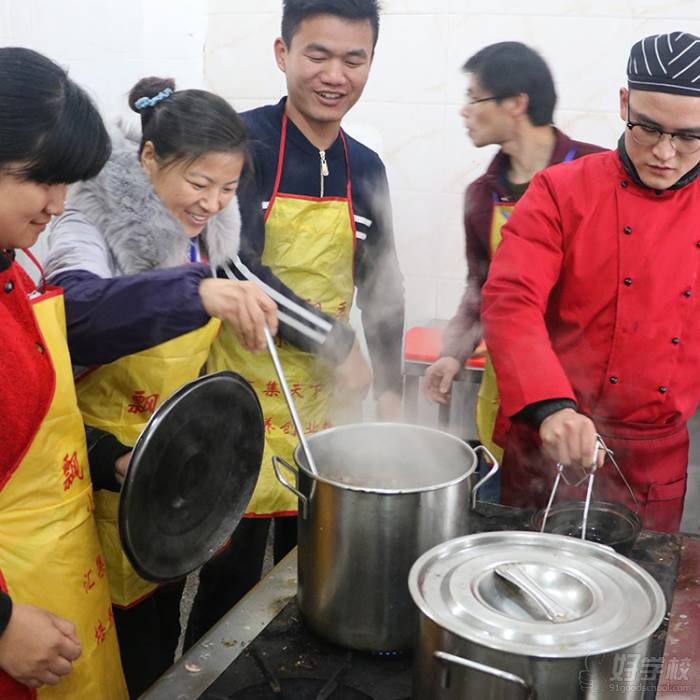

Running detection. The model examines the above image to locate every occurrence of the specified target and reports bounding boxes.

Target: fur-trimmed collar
[65,118,240,274]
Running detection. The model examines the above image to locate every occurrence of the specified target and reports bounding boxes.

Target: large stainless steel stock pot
[273,422,497,651]
[409,531,666,699]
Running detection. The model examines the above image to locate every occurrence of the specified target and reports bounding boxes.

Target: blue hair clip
[134,87,173,110]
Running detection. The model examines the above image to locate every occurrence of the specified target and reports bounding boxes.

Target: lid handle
[495,562,578,623]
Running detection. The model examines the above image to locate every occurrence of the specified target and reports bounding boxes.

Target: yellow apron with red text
[208,114,355,516]
[75,319,220,607]
[474,201,514,463]
[0,288,128,699]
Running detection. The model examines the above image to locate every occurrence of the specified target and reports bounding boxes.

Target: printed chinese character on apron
[76,318,221,607]
[0,283,127,700]
[208,112,356,516]
[476,148,578,463]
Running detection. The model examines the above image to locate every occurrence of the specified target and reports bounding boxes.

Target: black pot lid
[119,371,264,582]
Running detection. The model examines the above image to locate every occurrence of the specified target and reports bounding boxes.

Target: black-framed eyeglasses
[467,94,513,106]
[626,102,700,155]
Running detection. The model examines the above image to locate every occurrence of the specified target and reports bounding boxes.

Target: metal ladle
[219,258,320,476]
[264,325,318,475]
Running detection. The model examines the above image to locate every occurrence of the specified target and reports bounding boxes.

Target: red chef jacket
[482,149,700,531]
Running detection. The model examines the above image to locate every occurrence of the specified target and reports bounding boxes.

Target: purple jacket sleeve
[440,188,489,363]
[53,265,211,366]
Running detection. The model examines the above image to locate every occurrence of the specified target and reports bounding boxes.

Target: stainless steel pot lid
[409,531,665,657]
[119,371,264,582]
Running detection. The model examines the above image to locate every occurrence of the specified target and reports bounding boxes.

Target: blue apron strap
[563,147,577,162]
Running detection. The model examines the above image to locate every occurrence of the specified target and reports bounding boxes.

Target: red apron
[501,417,688,532]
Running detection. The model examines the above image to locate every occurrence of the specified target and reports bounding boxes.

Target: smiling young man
[481,32,700,532]
[189,0,404,646]
[423,43,602,469]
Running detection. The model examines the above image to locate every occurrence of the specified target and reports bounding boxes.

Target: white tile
[226,97,280,114]
[67,59,146,116]
[20,0,141,61]
[209,0,282,14]
[206,13,285,101]
[347,102,447,192]
[404,274,437,327]
[435,278,466,321]
[634,0,700,18]
[391,189,444,278]
[447,0,623,16]
[381,0,449,13]
[143,0,208,62]
[436,196,468,282]
[340,118,386,159]
[366,13,449,105]
[555,109,620,152]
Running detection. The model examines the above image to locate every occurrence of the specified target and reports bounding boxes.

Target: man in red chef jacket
[482,31,700,532]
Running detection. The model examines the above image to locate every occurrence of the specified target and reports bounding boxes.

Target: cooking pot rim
[292,422,478,494]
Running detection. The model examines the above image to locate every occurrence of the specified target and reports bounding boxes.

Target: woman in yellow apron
[43,76,276,698]
[0,47,127,699]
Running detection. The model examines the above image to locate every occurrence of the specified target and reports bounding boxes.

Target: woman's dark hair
[463,42,557,127]
[0,47,110,184]
[281,0,381,49]
[129,77,248,167]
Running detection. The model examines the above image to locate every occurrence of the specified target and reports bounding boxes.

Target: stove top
[200,601,412,699]
[143,504,682,700]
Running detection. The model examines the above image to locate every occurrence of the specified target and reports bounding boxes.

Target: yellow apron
[76,319,220,607]
[208,113,355,516]
[0,286,127,700]
[474,200,515,463]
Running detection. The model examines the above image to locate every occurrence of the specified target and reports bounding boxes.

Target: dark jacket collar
[275,97,345,159]
[0,249,15,273]
[484,127,578,199]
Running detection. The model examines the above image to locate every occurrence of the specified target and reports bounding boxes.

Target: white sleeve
[44,209,115,281]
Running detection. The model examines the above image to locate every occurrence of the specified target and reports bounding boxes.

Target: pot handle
[271,456,309,520]
[471,445,500,509]
[434,650,535,699]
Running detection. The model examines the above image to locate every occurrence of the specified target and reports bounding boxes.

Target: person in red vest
[0,47,128,699]
[482,31,700,532]
[424,42,602,474]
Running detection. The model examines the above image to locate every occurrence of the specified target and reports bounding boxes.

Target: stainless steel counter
[140,550,298,700]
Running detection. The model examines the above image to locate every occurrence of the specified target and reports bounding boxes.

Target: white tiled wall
[0,0,208,269]
[0,0,207,114]
[204,0,700,327]
[2,1,700,321]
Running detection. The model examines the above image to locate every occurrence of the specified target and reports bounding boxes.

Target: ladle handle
[494,562,577,623]
[264,325,318,475]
